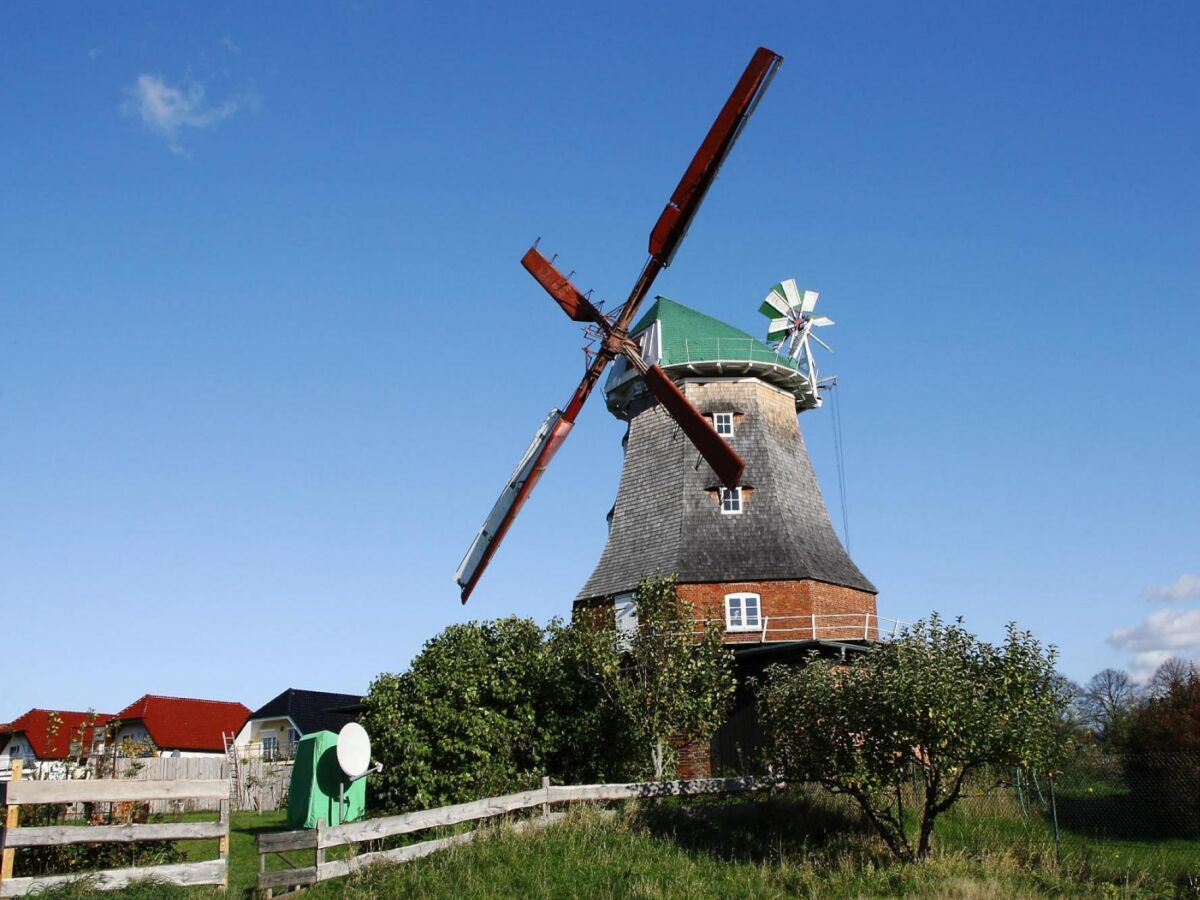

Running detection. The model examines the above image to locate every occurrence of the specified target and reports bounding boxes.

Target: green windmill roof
[607,296,820,412]
[630,296,800,371]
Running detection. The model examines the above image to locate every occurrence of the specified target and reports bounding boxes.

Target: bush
[758,615,1068,861]
[361,617,555,812]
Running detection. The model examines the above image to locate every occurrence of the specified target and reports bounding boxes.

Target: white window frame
[261,733,278,760]
[713,412,734,437]
[724,593,761,632]
[720,486,742,514]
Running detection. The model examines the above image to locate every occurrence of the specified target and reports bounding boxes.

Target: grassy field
[18,792,1200,899]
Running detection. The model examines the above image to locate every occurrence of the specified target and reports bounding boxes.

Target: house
[234,689,363,760]
[1,709,112,777]
[111,695,250,758]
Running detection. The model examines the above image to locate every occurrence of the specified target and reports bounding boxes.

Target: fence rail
[256,775,769,894]
[0,763,230,897]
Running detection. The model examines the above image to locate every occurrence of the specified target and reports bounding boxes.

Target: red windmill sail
[455,47,784,604]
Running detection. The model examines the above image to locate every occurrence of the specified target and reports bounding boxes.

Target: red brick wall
[677,579,878,644]
[673,734,713,779]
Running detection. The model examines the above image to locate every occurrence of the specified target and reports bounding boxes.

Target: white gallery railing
[693,612,910,644]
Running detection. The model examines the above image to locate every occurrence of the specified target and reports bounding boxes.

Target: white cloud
[1144,573,1200,603]
[1108,607,1200,682]
[121,74,245,154]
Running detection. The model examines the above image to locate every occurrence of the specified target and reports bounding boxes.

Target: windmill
[455,47,784,604]
[759,278,834,401]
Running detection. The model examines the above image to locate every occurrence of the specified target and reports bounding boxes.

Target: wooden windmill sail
[455,48,784,603]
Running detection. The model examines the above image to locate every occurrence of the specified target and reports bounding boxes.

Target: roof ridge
[135,694,248,706]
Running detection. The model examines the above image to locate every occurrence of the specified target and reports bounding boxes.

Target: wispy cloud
[1144,573,1200,603]
[1109,607,1200,682]
[121,74,249,154]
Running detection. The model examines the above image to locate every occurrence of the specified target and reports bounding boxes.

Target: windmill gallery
[455,48,898,776]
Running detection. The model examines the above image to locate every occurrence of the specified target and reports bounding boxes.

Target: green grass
[16,792,1200,899]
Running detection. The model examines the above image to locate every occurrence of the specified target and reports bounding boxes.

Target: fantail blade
[759,287,792,319]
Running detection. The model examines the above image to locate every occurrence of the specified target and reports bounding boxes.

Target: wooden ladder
[222,731,242,810]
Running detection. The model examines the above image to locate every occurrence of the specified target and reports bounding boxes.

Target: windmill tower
[580,289,876,635]
[577,288,878,776]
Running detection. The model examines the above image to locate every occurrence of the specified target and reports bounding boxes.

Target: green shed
[286,730,367,829]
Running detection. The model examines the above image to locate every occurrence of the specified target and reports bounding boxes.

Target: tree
[1147,657,1198,700]
[361,617,557,812]
[562,576,735,780]
[759,615,1068,861]
[1078,668,1139,743]
[1122,664,1200,833]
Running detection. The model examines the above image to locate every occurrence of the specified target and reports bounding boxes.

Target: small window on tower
[725,593,761,631]
[720,486,742,514]
[713,412,734,436]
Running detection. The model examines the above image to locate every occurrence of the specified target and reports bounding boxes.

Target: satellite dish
[335,723,371,779]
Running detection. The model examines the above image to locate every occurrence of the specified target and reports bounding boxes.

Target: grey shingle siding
[577,378,875,601]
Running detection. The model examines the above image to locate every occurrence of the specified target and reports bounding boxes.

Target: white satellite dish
[335,722,372,780]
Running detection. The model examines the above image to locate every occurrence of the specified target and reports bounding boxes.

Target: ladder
[222,731,242,810]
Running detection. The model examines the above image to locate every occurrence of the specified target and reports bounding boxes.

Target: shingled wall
[577,378,876,603]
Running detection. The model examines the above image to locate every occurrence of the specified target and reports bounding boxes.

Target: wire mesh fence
[904,751,1200,881]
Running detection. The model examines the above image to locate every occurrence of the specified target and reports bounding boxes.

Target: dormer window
[713,412,734,436]
[720,487,742,514]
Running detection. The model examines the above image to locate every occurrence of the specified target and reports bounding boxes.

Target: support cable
[829,379,851,553]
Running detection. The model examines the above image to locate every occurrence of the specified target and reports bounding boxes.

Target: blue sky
[2,2,1197,721]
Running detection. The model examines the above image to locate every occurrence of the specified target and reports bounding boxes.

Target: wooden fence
[0,762,231,897]
[256,775,769,894]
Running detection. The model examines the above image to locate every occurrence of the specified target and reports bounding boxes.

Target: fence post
[0,759,23,888]
[541,776,550,821]
[1048,775,1061,866]
[315,818,326,881]
[218,797,230,892]
[259,842,271,899]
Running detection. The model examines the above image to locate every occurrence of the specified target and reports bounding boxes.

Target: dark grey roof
[578,378,876,599]
[247,689,363,736]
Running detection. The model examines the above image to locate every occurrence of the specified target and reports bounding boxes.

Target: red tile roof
[113,695,250,753]
[3,709,113,760]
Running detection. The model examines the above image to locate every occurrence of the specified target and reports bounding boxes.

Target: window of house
[725,594,761,631]
[261,734,278,760]
[9,744,19,758]
[720,486,742,514]
[288,729,301,753]
[713,412,734,436]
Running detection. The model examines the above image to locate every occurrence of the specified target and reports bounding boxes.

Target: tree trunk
[651,739,664,780]
[917,809,936,860]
